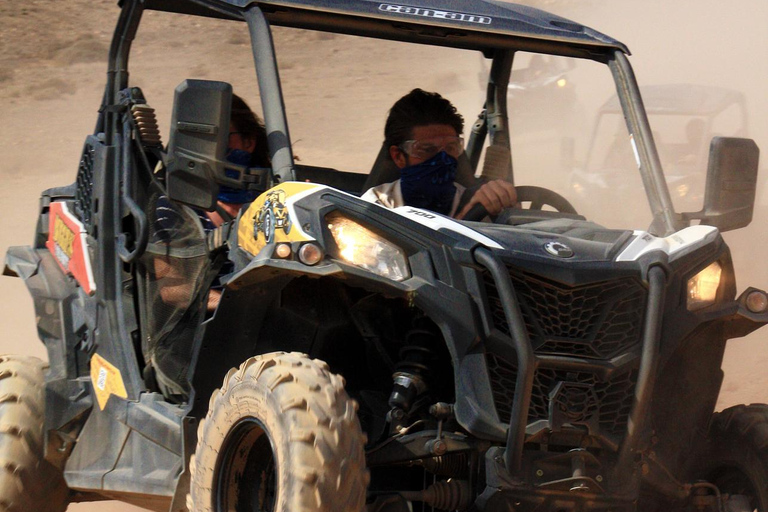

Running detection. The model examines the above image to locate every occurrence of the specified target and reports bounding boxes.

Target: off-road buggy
[2,1,767,511]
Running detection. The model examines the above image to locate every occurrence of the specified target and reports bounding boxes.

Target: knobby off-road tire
[187,352,369,512]
[701,404,768,511]
[0,355,68,512]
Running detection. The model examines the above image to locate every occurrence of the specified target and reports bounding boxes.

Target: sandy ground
[0,1,766,510]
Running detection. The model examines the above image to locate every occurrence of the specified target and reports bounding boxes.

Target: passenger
[362,88,517,219]
[145,94,269,400]
[676,118,706,165]
[204,94,270,227]
[153,94,269,311]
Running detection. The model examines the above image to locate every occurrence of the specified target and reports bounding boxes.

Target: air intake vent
[486,352,637,440]
[484,270,647,360]
[75,143,95,233]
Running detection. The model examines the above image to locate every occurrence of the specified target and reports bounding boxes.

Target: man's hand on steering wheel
[458,185,579,222]
[456,179,518,220]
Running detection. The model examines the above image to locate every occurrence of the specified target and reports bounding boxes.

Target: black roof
[142,0,629,58]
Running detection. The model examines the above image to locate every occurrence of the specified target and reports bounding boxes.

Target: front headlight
[326,211,410,282]
[687,261,722,311]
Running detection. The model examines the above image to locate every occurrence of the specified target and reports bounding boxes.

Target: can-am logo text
[379,4,492,25]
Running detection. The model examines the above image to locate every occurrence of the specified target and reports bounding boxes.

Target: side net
[140,191,210,398]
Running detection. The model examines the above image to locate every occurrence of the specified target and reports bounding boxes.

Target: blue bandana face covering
[399,151,458,215]
[218,149,258,204]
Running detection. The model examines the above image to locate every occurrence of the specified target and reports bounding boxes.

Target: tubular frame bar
[609,265,666,493]
[475,248,536,477]
[609,51,682,236]
[244,6,296,183]
[101,0,143,145]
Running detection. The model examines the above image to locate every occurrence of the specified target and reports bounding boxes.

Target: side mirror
[684,137,759,232]
[166,80,232,211]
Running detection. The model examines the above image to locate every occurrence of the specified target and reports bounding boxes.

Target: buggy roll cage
[99,0,683,239]
[87,0,687,411]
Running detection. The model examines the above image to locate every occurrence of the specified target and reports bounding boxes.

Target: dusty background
[0,1,766,510]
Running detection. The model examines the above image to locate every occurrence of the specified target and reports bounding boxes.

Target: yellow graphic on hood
[238,182,323,256]
[90,353,128,410]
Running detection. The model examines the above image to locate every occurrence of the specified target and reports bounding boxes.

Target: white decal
[629,134,641,170]
[97,367,108,391]
[616,225,718,262]
[54,244,71,268]
[394,207,504,249]
[379,4,492,25]
[287,184,502,248]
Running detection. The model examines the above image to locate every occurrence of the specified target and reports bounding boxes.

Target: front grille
[487,352,637,437]
[481,265,646,443]
[75,143,95,233]
[483,270,647,359]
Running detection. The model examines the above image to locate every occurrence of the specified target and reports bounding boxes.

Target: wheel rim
[214,417,278,512]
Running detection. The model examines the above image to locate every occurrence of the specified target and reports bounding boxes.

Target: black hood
[470,218,635,264]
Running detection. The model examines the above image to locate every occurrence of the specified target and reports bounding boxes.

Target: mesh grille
[482,265,646,443]
[483,269,647,359]
[75,143,95,232]
[487,352,637,437]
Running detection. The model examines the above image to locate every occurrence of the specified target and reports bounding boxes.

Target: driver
[362,88,517,219]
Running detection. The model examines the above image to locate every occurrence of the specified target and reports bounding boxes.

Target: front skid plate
[476,447,636,512]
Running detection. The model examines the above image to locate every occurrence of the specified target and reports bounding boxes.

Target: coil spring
[389,321,440,414]
[395,322,439,377]
[423,453,469,477]
[131,104,162,147]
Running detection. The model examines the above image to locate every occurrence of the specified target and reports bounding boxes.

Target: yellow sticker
[238,182,322,256]
[90,353,128,410]
[53,215,75,262]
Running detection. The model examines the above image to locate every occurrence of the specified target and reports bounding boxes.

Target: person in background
[362,88,517,219]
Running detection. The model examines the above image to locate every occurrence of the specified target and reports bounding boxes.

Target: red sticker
[46,202,96,295]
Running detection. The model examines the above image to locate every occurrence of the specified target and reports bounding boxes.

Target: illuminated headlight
[326,212,410,281]
[687,261,722,311]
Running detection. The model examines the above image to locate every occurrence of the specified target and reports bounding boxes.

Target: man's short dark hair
[384,89,464,149]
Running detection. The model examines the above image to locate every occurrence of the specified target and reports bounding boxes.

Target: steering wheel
[462,185,578,222]
[514,186,578,214]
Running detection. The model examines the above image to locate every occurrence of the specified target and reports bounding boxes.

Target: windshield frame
[243,8,683,235]
[106,1,684,236]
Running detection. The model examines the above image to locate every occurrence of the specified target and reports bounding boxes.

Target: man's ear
[243,136,257,154]
[389,145,407,169]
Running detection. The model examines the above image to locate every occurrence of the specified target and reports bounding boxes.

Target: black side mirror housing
[166,80,232,211]
[684,137,759,232]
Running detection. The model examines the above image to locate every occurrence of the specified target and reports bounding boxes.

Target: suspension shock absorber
[388,318,439,430]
